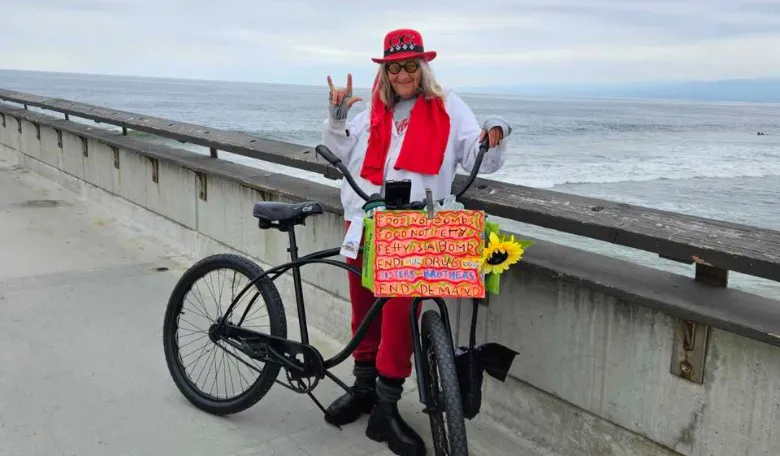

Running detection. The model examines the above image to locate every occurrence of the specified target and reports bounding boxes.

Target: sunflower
[480,232,525,275]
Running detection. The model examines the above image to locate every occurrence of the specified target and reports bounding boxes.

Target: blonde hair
[379,59,446,108]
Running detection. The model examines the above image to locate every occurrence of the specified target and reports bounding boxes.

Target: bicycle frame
[217,227,388,369]
[217,222,456,407]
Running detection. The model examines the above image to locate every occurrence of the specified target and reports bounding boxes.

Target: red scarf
[360,72,450,186]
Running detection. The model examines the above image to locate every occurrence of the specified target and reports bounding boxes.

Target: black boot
[365,376,426,456]
[324,361,378,426]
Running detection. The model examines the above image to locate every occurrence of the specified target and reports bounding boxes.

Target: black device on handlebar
[385,180,412,208]
[314,137,490,211]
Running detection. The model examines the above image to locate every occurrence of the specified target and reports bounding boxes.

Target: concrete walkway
[0,157,529,456]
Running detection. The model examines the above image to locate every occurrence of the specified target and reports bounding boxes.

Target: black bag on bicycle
[454,298,519,420]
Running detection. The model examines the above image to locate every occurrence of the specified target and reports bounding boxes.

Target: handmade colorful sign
[366,210,486,298]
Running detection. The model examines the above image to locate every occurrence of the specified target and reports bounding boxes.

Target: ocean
[1,69,778,299]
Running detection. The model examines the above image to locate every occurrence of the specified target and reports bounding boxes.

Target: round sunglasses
[385,61,419,75]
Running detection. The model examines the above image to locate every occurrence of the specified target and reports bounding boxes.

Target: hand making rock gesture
[328,73,363,121]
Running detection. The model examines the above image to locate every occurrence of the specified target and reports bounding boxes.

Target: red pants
[345,221,421,379]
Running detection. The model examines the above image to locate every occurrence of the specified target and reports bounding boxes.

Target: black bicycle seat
[253,201,323,229]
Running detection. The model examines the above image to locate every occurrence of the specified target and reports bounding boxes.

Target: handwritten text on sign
[373,210,485,298]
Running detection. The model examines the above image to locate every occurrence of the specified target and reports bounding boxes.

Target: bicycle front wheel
[420,310,469,456]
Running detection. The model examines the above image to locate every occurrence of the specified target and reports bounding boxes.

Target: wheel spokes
[175,268,272,401]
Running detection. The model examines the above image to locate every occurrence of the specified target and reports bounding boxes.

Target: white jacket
[322,88,509,222]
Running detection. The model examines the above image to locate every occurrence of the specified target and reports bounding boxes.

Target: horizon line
[1,67,779,105]
[2,66,779,88]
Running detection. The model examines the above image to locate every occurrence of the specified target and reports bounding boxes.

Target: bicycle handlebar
[314,144,374,202]
[454,138,489,199]
[315,137,490,211]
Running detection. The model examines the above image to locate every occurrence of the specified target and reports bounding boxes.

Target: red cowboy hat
[371,28,437,64]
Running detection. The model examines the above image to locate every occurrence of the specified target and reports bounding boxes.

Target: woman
[321,28,511,456]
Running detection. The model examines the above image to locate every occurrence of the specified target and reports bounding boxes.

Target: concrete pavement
[0,157,389,456]
[0,157,530,456]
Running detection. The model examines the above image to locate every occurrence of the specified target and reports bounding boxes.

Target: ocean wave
[495,160,780,189]
[110,116,780,192]
[515,122,757,138]
[135,132,780,190]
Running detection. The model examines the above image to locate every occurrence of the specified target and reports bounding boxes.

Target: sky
[1,0,779,90]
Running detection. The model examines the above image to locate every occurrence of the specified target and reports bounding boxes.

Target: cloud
[0,0,778,88]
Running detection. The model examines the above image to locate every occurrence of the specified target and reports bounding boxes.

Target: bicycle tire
[163,253,287,415]
[420,309,469,456]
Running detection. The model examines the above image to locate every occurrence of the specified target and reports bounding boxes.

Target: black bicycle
[162,141,519,456]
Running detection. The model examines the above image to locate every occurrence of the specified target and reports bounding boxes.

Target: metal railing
[1,88,778,288]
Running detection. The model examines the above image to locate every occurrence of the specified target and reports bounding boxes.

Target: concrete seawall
[2,101,780,456]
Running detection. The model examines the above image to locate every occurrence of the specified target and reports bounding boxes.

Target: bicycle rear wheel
[420,310,469,456]
[162,253,287,415]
